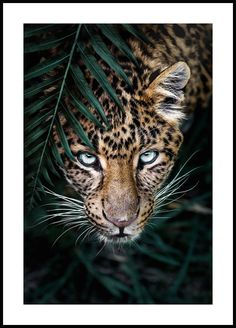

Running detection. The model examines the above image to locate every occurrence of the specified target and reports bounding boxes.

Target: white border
[3,3,233,326]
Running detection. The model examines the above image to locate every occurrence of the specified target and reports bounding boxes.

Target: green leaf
[55,116,75,161]
[62,103,95,150]
[66,88,105,129]
[77,43,124,112]
[167,224,198,296]
[122,24,151,45]
[76,250,131,298]
[69,65,109,126]
[25,141,44,158]
[24,24,55,38]
[145,232,182,256]
[98,24,139,68]
[50,136,64,167]
[25,124,49,148]
[25,111,53,134]
[138,245,180,266]
[85,26,132,89]
[25,92,58,115]
[122,261,144,303]
[99,276,131,298]
[24,75,62,98]
[42,166,54,186]
[24,53,69,81]
[25,30,76,53]
[45,151,61,178]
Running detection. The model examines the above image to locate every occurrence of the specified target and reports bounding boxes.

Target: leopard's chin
[97,228,140,244]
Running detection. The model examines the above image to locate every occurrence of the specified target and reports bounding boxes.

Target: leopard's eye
[139,150,159,165]
[77,152,97,167]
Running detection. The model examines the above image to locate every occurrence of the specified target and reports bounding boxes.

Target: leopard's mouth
[113,227,129,237]
[97,226,138,243]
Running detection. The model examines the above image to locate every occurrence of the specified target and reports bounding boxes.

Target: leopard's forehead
[73,97,183,161]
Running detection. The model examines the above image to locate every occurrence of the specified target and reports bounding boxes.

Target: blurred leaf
[76,250,131,298]
[166,219,198,297]
[25,31,76,53]
[24,24,55,38]
[138,245,180,266]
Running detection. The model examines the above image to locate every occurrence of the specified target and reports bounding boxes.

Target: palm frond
[24,24,150,212]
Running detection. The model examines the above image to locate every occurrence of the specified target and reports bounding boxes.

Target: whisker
[75,225,95,246]
[153,152,200,218]
[50,219,88,227]
[81,226,97,244]
[155,181,199,210]
[33,213,87,227]
[151,215,171,220]
[155,159,200,200]
[95,242,106,256]
[52,223,82,247]
[155,177,189,204]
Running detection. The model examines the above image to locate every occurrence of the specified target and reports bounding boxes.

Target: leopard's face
[54,61,190,243]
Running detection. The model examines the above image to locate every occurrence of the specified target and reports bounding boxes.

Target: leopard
[52,24,212,243]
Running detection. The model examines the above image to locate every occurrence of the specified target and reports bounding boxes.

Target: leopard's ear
[146,61,191,122]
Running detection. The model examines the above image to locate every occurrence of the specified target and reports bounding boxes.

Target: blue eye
[78,152,97,166]
[139,150,159,165]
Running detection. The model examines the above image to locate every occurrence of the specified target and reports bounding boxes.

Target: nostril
[102,210,137,228]
[111,217,134,228]
[113,217,131,228]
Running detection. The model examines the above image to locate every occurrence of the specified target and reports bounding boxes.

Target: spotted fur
[52,24,212,242]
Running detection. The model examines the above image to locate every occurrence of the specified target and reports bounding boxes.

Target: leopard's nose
[104,213,137,228]
[103,195,140,228]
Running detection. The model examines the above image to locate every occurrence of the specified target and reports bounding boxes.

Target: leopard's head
[54,61,190,243]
